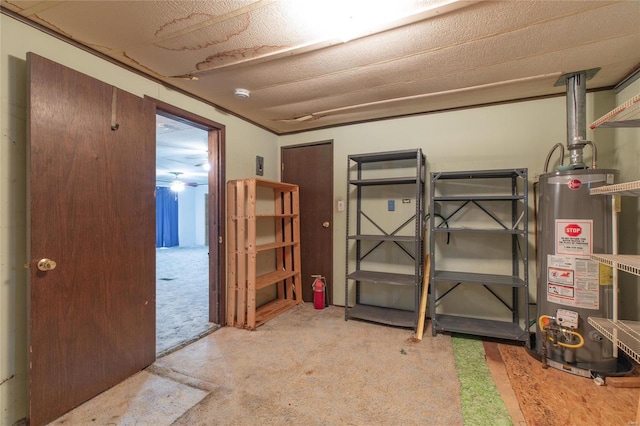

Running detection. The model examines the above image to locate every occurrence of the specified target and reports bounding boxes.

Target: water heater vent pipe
[554,68,600,169]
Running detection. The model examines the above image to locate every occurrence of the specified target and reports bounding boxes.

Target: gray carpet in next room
[156,245,215,355]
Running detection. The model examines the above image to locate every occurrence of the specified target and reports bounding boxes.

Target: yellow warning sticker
[599,263,613,286]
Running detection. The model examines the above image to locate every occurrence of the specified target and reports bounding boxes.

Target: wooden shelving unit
[227,178,303,329]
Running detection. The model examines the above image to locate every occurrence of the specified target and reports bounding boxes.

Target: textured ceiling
[155,114,209,188]
[3,0,640,135]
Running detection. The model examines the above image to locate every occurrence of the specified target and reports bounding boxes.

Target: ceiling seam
[258,35,638,112]
[244,14,635,92]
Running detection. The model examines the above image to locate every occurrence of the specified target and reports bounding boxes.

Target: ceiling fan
[193,161,211,171]
[186,152,211,171]
[164,172,198,192]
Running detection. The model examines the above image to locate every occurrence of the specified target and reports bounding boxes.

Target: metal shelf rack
[588,179,640,363]
[345,149,426,329]
[429,168,530,345]
[589,91,640,422]
[590,93,640,129]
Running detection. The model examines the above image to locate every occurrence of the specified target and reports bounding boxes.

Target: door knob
[37,258,57,271]
[323,221,330,228]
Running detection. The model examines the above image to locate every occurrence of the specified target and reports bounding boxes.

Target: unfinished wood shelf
[227,178,303,329]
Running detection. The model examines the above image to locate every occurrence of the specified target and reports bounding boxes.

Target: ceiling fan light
[170,180,185,192]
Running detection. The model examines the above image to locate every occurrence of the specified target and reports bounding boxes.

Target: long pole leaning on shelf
[415,254,430,340]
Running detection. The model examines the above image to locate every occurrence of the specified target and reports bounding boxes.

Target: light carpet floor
[156,245,215,355]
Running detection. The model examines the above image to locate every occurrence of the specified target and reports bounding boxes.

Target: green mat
[451,336,512,426]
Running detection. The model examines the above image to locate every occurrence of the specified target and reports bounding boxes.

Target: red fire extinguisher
[312,275,327,310]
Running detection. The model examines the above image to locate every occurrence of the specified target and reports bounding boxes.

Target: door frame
[149,98,226,324]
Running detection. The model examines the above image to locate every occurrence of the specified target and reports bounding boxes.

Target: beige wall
[279,90,627,311]
[2,11,639,426]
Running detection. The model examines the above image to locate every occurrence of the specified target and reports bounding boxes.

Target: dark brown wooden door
[27,53,156,425]
[282,142,333,303]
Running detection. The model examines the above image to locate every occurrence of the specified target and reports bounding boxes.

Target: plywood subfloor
[497,343,640,425]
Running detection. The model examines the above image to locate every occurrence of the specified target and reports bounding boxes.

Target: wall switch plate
[388,200,395,211]
[337,200,344,211]
[256,156,264,176]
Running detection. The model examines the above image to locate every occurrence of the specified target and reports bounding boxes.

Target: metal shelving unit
[588,318,640,364]
[345,149,426,329]
[588,180,640,363]
[589,93,640,129]
[589,92,640,422]
[590,253,640,276]
[429,168,530,345]
[587,92,640,366]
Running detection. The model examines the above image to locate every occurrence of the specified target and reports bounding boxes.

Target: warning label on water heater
[547,254,599,309]
[555,219,593,256]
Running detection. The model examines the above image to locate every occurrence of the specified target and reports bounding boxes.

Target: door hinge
[218,236,223,244]
[281,162,284,172]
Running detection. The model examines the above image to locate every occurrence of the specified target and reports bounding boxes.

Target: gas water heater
[536,69,619,376]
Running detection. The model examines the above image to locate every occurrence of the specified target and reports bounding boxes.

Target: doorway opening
[155,113,213,356]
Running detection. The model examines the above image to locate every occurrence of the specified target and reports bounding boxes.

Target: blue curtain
[156,187,179,247]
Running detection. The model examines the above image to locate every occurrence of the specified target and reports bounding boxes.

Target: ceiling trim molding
[614,63,640,93]
[287,72,563,122]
